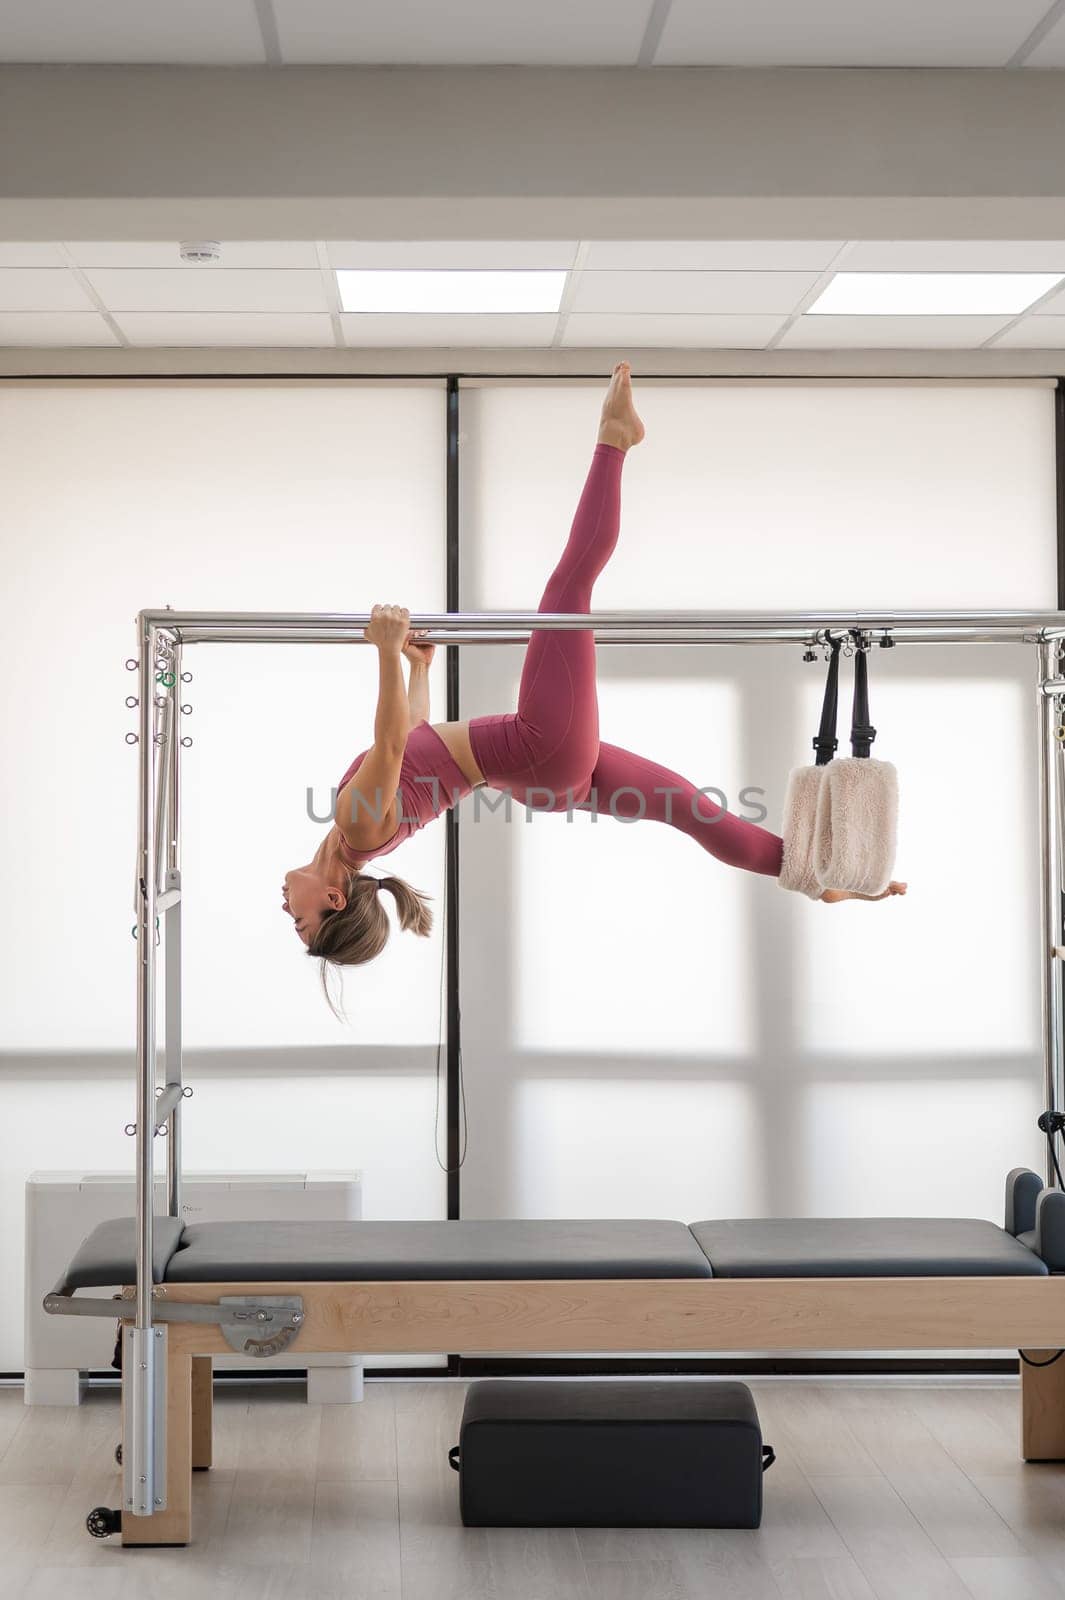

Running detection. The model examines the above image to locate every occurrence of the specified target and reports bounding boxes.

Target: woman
[283,364,906,976]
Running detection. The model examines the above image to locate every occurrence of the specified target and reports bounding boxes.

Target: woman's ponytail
[376,875,433,937]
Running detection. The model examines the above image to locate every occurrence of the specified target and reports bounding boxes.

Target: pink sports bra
[334,721,473,869]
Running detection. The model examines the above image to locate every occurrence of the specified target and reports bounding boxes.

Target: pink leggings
[467,444,785,878]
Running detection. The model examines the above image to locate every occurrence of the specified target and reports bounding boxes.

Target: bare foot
[821,881,908,904]
[598,361,645,451]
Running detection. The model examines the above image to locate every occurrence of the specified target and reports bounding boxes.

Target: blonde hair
[308,871,433,1002]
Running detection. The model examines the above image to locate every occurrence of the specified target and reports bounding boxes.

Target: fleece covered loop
[780,635,898,899]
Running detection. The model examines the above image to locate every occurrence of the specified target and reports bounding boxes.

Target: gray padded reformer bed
[48,1166,1065,1547]
[56,1202,1057,1294]
[53,1166,1064,1294]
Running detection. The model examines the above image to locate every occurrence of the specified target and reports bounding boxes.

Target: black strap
[762,1445,776,1472]
[813,635,842,767]
[849,634,877,759]
[448,1445,461,1472]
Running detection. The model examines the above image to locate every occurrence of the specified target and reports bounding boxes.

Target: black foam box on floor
[448,1378,774,1528]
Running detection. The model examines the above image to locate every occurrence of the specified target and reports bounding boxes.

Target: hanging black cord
[434,852,468,1173]
[849,630,877,759]
[813,633,842,767]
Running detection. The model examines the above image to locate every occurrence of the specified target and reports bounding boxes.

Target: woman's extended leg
[468,363,641,804]
[583,740,786,878]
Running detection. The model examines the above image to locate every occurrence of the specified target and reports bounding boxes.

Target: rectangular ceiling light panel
[809,272,1065,316]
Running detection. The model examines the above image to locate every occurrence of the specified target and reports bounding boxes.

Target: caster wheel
[114,1443,122,1466]
[87,1506,122,1540]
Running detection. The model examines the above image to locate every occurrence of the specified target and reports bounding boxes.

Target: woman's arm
[335,605,411,847]
[403,630,435,727]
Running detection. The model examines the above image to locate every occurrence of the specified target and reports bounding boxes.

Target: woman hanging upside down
[282,363,907,975]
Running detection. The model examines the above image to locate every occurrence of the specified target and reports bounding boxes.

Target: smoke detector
[179,241,221,264]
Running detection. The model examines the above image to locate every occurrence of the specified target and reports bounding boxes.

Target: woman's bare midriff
[430,720,486,788]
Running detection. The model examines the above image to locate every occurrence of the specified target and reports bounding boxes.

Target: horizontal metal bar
[153,1084,183,1129]
[142,607,1065,646]
[42,1289,301,1329]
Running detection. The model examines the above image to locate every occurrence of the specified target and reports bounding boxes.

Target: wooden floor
[4,1377,1065,1599]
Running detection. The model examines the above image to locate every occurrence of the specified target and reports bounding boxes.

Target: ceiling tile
[561,314,786,348]
[571,271,818,315]
[779,315,1012,349]
[338,314,557,347]
[0,269,94,311]
[581,241,845,271]
[115,314,335,347]
[66,241,321,269]
[82,269,329,313]
[326,241,579,269]
[844,241,1065,272]
[0,0,267,63]
[993,318,1065,349]
[655,0,1049,67]
[0,313,118,347]
[274,0,653,64]
[0,244,68,267]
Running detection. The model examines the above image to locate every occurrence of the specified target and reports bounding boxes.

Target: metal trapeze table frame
[63,606,1065,1519]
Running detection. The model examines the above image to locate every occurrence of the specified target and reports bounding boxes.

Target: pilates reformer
[44,607,1065,1547]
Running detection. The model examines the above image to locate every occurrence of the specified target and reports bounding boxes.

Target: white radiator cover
[25,1170,363,1405]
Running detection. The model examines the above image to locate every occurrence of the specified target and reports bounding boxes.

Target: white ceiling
[1,0,1064,68]
[3,239,1065,351]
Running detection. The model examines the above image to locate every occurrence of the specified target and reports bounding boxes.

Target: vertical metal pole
[445,377,462,1222]
[1039,641,1064,1183]
[128,616,162,1516]
[165,642,183,1221]
[1055,381,1065,614]
[444,378,463,1379]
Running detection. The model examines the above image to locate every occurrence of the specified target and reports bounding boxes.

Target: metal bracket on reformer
[43,1287,306,1356]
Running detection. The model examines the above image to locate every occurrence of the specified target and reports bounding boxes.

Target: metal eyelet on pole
[180,736,193,748]
[180,671,192,683]
[125,732,138,745]
[126,659,139,671]
[124,1123,136,1137]
[180,704,192,716]
[126,696,138,709]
